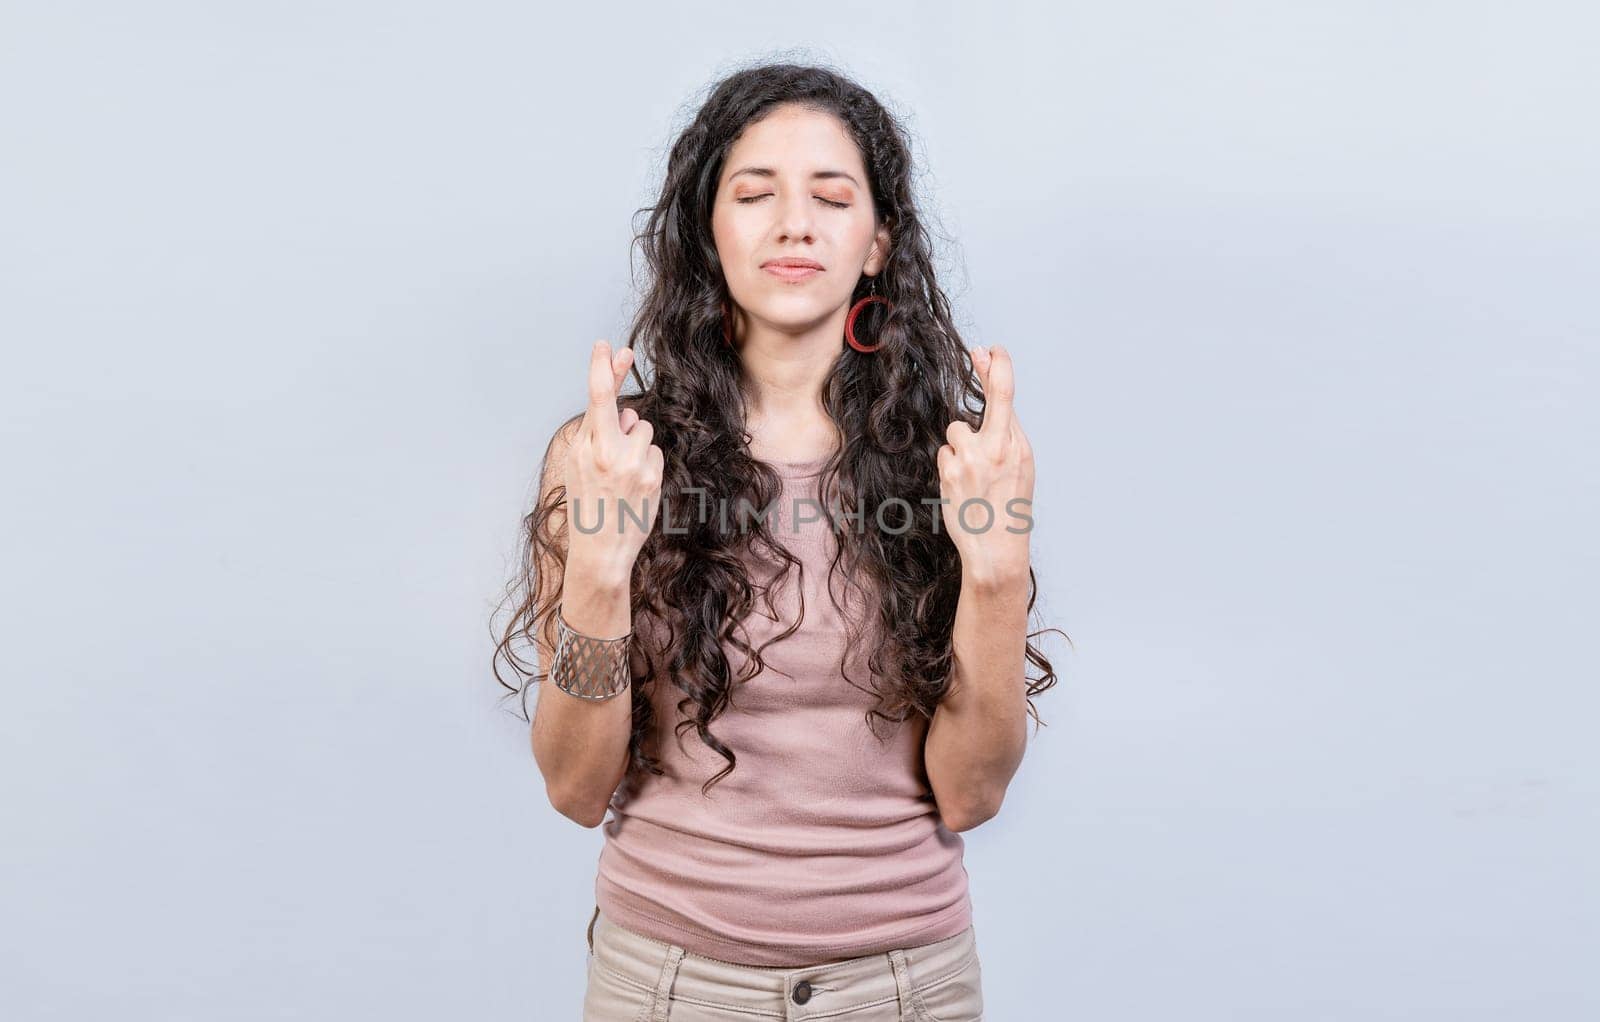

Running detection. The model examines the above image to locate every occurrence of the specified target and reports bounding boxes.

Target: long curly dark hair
[492,60,1068,798]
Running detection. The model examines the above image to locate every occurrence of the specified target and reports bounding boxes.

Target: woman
[495,62,1064,1020]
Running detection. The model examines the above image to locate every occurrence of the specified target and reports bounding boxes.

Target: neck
[734,308,846,460]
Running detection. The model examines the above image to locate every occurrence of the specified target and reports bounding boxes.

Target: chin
[748,293,839,323]
[754,312,834,336]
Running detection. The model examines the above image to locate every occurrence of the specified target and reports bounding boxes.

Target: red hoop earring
[721,299,735,347]
[845,278,891,353]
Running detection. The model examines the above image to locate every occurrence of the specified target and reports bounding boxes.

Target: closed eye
[736,195,851,209]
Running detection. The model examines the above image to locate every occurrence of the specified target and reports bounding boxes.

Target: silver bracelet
[551,604,631,700]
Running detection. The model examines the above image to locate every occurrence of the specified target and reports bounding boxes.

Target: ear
[865,220,892,275]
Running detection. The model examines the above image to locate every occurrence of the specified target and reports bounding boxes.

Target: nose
[776,191,815,243]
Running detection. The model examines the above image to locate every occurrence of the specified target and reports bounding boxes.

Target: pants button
[791,980,812,1004]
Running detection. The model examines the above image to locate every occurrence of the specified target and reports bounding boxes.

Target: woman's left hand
[937,344,1035,586]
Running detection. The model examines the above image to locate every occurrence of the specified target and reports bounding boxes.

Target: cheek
[845,215,879,254]
[711,214,754,268]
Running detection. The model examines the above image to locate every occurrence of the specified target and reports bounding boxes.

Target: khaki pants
[582,905,984,1021]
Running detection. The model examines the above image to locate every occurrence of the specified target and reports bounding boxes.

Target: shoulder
[538,391,651,489]
[537,411,587,490]
[549,409,586,452]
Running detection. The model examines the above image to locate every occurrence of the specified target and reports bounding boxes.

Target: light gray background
[3,2,1595,1020]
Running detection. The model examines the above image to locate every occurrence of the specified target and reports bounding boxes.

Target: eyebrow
[727,166,861,188]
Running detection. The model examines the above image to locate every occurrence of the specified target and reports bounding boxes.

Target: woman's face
[711,104,891,338]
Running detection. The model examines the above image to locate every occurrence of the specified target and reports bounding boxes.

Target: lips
[762,258,824,282]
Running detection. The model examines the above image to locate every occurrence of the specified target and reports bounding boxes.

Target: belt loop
[644,943,686,1021]
[887,948,926,1021]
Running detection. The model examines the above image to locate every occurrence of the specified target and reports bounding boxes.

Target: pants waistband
[587,907,977,1020]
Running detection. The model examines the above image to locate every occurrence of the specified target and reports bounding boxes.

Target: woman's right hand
[563,340,664,584]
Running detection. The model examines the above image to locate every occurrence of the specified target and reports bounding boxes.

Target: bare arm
[924,568,1031,832]
[530,341,662,828]
[924,343,1036,832]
